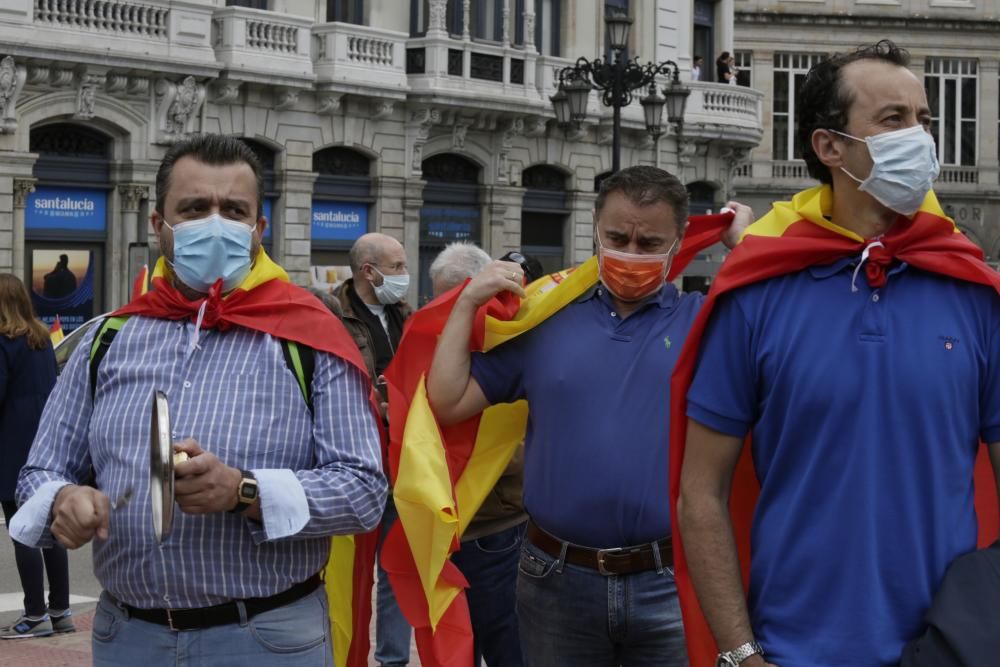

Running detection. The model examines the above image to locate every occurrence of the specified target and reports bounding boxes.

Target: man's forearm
[427,294,477,419]
[679,492,757,652]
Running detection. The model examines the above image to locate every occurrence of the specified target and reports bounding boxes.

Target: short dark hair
[798,40,911,184]
[155,134,265,219]
[594,166,688,234]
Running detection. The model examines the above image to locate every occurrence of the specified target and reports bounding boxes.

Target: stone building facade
[733,0,1000,265]
[0,0,762,326]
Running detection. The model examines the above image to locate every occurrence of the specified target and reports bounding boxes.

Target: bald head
[349,232,409,305]
[350,233,406,275]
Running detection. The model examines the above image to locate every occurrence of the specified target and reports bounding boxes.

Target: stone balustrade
[34,0,168,38]
[313,22,408,95]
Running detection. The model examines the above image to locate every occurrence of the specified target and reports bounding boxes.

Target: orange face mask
[597,236,677,302]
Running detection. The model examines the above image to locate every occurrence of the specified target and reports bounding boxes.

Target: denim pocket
[92,599,120,643]
[517,543,557,579]
[249,590,327,654]
[475,527,522,554]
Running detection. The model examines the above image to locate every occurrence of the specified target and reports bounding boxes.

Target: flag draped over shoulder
[112,250,381,667]
[668,185,1000,667]
[382,212,734,667]
[49,314,64,346]
[132,264,149,300]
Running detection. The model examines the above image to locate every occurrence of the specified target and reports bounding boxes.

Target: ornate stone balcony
[313,22,408,99]
[212,7,314,86]
[1,0,218,76]
[680,82,764,146]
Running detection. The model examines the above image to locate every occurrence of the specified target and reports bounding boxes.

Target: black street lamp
[552,10,690,173]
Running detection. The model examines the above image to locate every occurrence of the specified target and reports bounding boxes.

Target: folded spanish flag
[49,314,64,346]
[668,185,1000,666]
[382,212,734,666]
[113,250,382,667]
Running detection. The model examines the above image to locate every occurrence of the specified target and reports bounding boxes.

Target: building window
[471,0,502,41]
[925,58,977,167]
[692,0,713,78]
[772,52,825,160]
[734,50,752,87]
[226,0,268,7]
[327,0,363,23]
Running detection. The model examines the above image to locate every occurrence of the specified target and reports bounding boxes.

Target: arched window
[310,147,373,282]
[420,154,483,303]
[27,123,114,331]
[521,165,569,274]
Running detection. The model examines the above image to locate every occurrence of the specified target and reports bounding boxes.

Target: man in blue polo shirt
[426,166,750,665]
[678,41,1000,667]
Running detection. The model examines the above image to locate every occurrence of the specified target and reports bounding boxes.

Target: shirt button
[183,381,192,388]
[163,594,170,602]
[872,293,880,303]
[610,311,617,318]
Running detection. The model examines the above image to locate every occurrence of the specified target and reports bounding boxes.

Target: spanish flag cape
[112,250,382,667]
[668,185,1000,667]
[382,212,734,667]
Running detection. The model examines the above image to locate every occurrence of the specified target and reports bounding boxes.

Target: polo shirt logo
[939,335,959,350]
[664,336,672,349]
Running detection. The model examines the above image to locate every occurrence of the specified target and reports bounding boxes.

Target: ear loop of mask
[827,129,869,184]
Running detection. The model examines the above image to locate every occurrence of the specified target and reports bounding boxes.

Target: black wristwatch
[230,469,258,513]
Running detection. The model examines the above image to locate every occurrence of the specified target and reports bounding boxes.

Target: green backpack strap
[280,339,315,414]
[88,316,130,402]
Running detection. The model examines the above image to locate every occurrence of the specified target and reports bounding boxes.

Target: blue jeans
[375,496,412,666]
[516,540,688,667]
[451,523,526,667]
[91,587,333,666]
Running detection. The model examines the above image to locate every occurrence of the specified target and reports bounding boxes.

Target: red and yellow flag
[131,264,149,300]
[382,213,734,666]
[668,185,1000,666]
[49,314,64,346]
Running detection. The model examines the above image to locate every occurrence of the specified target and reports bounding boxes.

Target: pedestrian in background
[0,273,74,640]
[716,51,733,83]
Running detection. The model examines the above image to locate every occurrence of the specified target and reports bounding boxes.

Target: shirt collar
[808,256,910,281]
[578,281,681,311]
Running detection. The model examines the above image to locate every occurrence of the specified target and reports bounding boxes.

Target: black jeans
[2,500,71,617]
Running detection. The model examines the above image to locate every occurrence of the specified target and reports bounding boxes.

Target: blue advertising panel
[311,201,368,242]
[26,186,107,232]
[420,206,480,242]
[30,248,95,333]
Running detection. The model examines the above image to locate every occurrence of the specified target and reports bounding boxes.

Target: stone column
[116,183,150,305]
[12,178,35,280]
[978,61,999,187]
[567,189,597,265]
[485,184,524,256]
[402,178,426,305]
[280,170,319,286]
[751,49,774,179]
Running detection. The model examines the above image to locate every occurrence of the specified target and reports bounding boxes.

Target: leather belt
[113,573,322,632]
[526,520,672,576]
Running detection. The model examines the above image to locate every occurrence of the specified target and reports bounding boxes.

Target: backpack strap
[280,339,315,414]
[88,316,130,402]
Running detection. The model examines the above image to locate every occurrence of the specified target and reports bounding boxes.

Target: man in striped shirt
[9,135,387,665]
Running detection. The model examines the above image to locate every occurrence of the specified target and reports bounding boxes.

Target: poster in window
[30,249,95,333]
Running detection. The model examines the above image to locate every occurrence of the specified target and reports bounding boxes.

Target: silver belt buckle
[166,608,178,632]
[596,547,623,576]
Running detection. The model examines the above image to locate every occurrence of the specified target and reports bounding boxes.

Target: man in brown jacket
[336,232,413,667]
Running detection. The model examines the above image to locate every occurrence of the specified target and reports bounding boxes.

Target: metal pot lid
[149,389,174,544]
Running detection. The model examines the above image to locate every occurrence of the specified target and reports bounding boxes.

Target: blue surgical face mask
[831,124,940,216]
[165,214,255,293]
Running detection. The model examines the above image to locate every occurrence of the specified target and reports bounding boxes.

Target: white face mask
[831,124,940,216]
[370,267,410,305]
[164,214,254,293]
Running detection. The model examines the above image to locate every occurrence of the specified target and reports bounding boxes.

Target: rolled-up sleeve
[14,327,98,547]
[248,352,386,543]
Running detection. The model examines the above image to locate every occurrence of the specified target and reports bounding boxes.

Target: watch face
[240,479,258,502]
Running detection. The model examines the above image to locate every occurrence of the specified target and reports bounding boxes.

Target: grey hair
[429,242,492,292]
